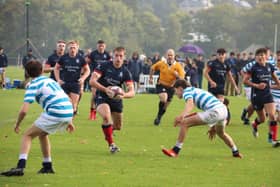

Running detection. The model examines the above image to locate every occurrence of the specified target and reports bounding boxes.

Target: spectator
[142,57,152,75]
[127,51,143,93]
[193,54,205,88]
[0,46,8,89]
[22,48,36,87]
[225,52,239,96]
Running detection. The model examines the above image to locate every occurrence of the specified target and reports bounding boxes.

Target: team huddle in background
[0,39,280,176]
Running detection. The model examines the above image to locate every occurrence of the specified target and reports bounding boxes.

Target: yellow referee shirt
[151,60,185,87]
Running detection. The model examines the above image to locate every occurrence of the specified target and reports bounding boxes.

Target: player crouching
[162,79,242,158]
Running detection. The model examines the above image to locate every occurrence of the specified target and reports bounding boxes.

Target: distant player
[44,40,66,81]
[162,79,242,158]
[86,40,111,120]
[271,50,280,125]
[90,46,134,153]
[1,60,74,176]
[243,48,280,147]
[54,40,90,115]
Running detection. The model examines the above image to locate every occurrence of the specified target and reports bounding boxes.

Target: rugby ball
[109,86,124,99]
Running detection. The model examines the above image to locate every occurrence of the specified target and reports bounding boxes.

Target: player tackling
[162,79,242,158]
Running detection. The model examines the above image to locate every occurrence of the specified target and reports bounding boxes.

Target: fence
[138,74,158,93]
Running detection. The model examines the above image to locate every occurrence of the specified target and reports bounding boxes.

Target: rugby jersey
[24,76,73,118]
[271,66,280,99]
[182,87,224,110]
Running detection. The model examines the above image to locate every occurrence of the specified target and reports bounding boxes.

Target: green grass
[0,67,279,187]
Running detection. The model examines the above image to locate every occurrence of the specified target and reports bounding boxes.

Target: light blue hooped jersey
[24,76,73,119]
[182,87,224,110]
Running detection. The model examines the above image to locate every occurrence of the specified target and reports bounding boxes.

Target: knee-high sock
[102,124,114,145]
[269,121,278,141]
[157,101,166,117]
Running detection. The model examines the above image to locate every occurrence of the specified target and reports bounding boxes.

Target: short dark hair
[113,46,125,53]
[28,48,32,52]
[25,60,42,78]
[217,48,226,54]
[97,40,105,44]
[173,79,191,89]
[230,52,235,56]
[255,48,267,56]
[0,46,3,50]
[57,40,66,44]
[277,50,280,55]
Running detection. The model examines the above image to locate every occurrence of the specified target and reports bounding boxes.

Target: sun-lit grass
[0,67,279,187]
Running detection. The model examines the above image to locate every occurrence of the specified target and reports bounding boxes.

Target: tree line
[0,0,279,59]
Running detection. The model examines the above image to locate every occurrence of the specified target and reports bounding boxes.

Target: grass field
[0,67,279,187]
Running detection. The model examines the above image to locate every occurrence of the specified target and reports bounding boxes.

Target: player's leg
[264,102,280,147]
[154,91,168,125]
[111,112,123,131]
[97,103,118,153]
[89,87,97,120]
[1,125,44,176]
[37,134,55,174]
[69,92,80,116]
[162,113,204,157]
[251,108,266,138]
[215,124,242,158]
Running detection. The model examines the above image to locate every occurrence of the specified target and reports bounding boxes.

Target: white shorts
[274,97,280,112]
[197,105,228,127]
[244,87,251,101]
[0,68,5,74]
[34,113,72,134]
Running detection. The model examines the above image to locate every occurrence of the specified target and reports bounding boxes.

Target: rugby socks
[157,101,166,118]
[17,154,28,168]
[43,157,52,163]
[269,121,278,141]
[172,142,183,154]
[252,118,260,128]
[102,124,114,145]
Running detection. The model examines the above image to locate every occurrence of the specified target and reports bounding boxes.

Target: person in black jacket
[22,48,36,86]
[0,46,8,89]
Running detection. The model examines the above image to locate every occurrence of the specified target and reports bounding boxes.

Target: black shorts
[61,82,81,95]
[95,93,123,113]
[208,86,225,96]
[251,94,274,111]
[156,84,175,102]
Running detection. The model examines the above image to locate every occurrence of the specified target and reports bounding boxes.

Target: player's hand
[210,81,217,88]
[207,127,216,140]
[14,125,20,134]
[66,124,75,133]
[256,82,266,90]
[78,78,84,84]
[105,87,115,98]
[114,94,124,100]
[57,79,64,85]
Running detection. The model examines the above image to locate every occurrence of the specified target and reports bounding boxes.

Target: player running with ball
[90,46,135,153]
[162,79,242,158]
